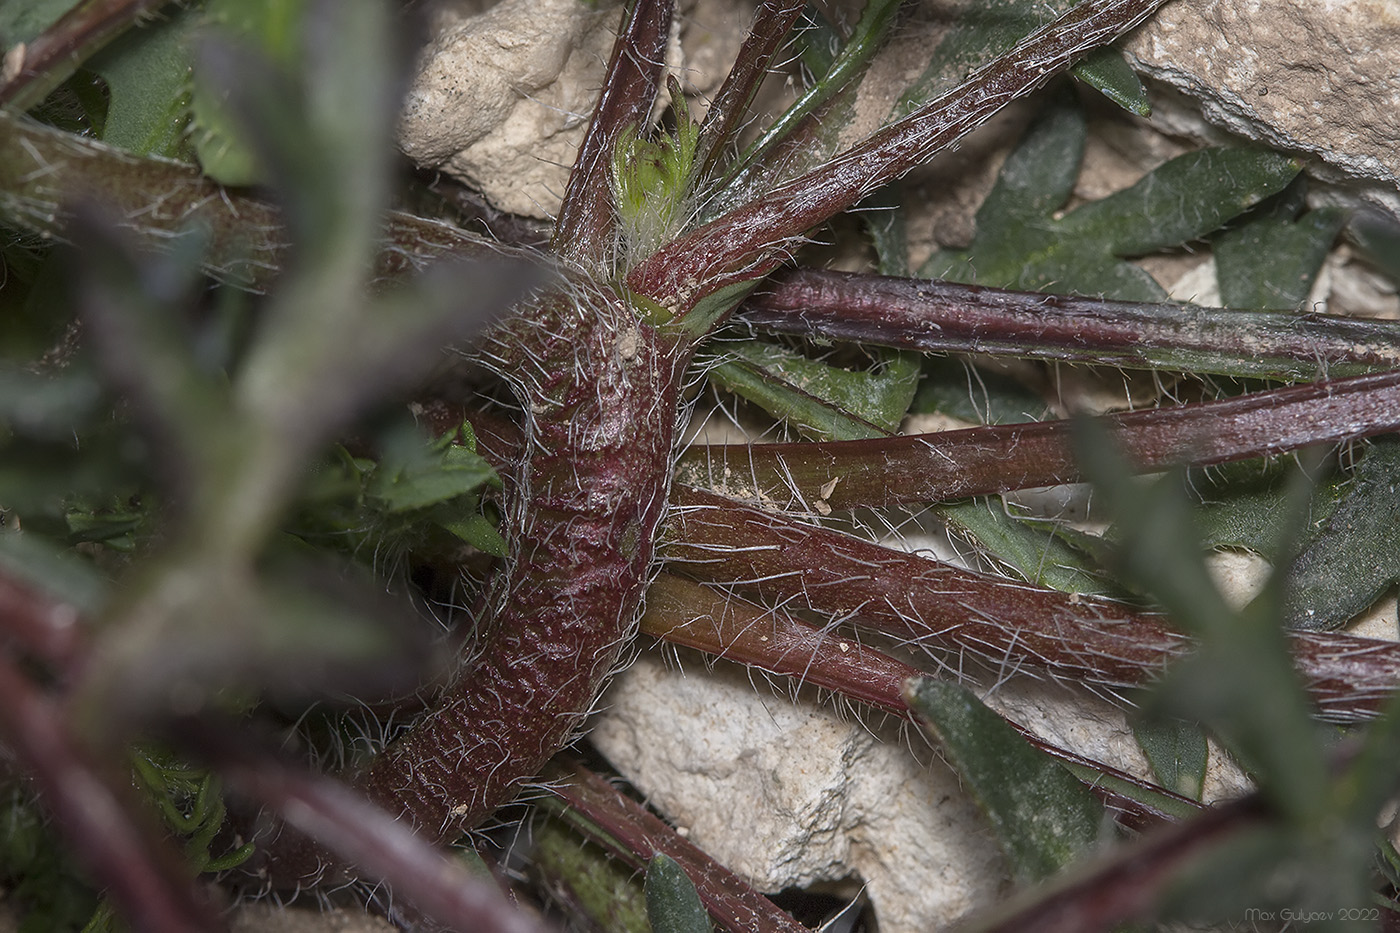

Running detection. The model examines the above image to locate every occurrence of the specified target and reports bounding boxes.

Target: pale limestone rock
[590,651,1011,933]
[1122,0,1400,213]
[398,0,622,218]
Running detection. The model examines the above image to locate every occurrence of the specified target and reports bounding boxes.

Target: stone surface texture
[589,652,1013,932]
[398,0,623,218]
[1123,0,1400,214]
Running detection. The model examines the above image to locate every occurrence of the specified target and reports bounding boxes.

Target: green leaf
[191,0,311,185]
[939,498,1118,596]
[921,97,1302,302]
[892,0,1144,119]
[1064,148,1302,257]
[1075,420,1330,822]
[644,854,711,933]
[532,816,650,933]
[368,431,500,515]
[0,527,107,616]
[1192,457,1345,556]
[1131,716,1207,800]
[714,0,902,203]
[434,511,507,559]
[0,0,78,46]
[1350,209,1400,285]
[1280,436,1400,631]
[905,678,1105,884]
[86,8,196,159]
[1073,46,1150,116]
[910,357,1049,425]
[709,340,918,439]
[1214,180,1347,310]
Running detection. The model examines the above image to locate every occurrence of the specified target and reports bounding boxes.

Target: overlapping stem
[664,487,1400,723]
[0,110,515,288]
[544,758,811,933]
[740,269,1400,380]
[0,0,172,111]
[0,649,222,933]
[173,722,550,933]
[692,0,807,181]
[676,368,1400,509]
[627,0,1167,313]
[642,572,1201,829]
[552,0,673,264]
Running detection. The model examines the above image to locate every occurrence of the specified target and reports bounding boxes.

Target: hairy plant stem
[676,368,1400,509]
[628,0,1168,312]
[551,0,673,264]
[543,758,810,933]
[741,269,1400,380]
[173,720,550,933]
[642,572,1202,829]
[351,282,696,852]
[0,110,515,288]
[665,487,1400,723]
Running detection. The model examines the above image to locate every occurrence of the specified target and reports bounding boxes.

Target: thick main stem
[355,281,693,847]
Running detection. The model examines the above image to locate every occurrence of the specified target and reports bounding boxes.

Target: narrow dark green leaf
[924,94,1302,302]
[1072,46,1150,115]
[1215,180,1347,310]
[368,431,500,515]
[86,8,196,158]
[1065,148,1301,257]
[532,816,650,933]
[714,0,902,201]
[893,0,1143,119]
[1281,436,1400,631]
[975,91,1086,232]
[905,678,1105,884]
[645,854,712,933]
[1132,716,1207,800]
[939,498,1118,596]
[1192,457,1345,556]
[1350,208,1400,285]
[861,182,911,277]
[708,340,915,439]
[434,511,507,558]
[909,357,1048,425]
[894,0,1072,117]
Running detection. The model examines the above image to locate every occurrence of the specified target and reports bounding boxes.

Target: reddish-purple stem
[678,368,1400,509]
[0,650,222,932]
[665,486,1400,723]
[693,0,807,180]
[551,0,674,264]
[0,0,171,110]
[628,0,1166,312]
[352,285,696,854]
[175,722,552,933]
[643,572,1198,830]
[740,269,1400,379]
[0,572,86,675]
[547,758,810,933]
